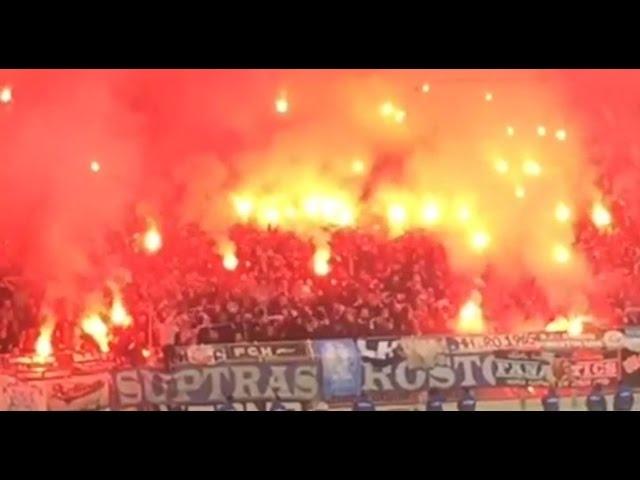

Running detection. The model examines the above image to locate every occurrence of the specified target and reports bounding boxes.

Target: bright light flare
[220,240,239,271]
[0,86,12,105]
[275,95,289,114]
[142,225,163,254]
[421,83,430,94]
[90,160,101,173]
[110,294,132,328]
[554,202,571,223]
[457,293,485,334]
[506,125,515,137]
[422,202,441,226]
[387,204,408,228]
[522,160,542,177]
[515,185,526,199]
[537,125,547,137]
[313,246,331,276]
[351,159,366,175]
[494,159,509,174]
[545,315,585,337]
[484,92,493,102]
[552,244,571,264]
[470,231,490,253]
[591,201,612,230]
[555,129,567,141]
[232,196,254,222]
[81,314,110,353]
[34,320,55,362]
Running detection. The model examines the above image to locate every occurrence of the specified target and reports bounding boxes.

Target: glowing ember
[90,160,101,173]
[142,348,151,359]
[506,125,515,136]
[552,244,571,264]
[484,92,493,102]
[110,294,132,327]
[591,201,612,229]
[421,83,431,94]
[0,86,12,104]
[379,101,395,117]
[457,292,485,333]
[142,224,162,254]
[456,205,472,224]
[81,313,110,353]
[515,185,526,199]
[387,204,408,231]
[554,202,571,223]
[393,109,406,124]
[313,246,331,276]
[537,125,547,137]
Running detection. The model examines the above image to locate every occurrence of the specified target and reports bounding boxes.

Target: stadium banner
[445,330,628,354]
[113,362,320,407]
[169,341,312,368]
[43,372,111,411]
[0,375,47,411]
[313,339,362,399]
[552,350,620,387]
[620,349,640,387]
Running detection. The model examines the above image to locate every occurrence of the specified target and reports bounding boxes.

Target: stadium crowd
[1,191,640,359]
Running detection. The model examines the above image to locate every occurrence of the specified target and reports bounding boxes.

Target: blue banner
[313,340,362,399]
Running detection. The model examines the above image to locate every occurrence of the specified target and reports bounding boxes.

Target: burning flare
[591,201,612,230]
[545,315,585,337]
[82,313,110,353]
[34,318,55,362]
[110,292,132,327]
[142,223,163,254]
[313,244,331,276]
[456,291,485,334]
[220,239,239,271]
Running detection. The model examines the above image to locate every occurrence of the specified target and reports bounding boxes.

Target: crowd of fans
[1,189,640,358]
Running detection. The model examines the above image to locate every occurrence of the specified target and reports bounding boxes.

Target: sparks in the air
[555,129,567,141]
[142,224,163,254]
[470,231,490,253]
[506,125,515,137]
[421,83,430,94]
[351,158,366,175]
[484,92,493,102]
[522,159,542,177]
[90,160,101,173]
[275,94,289,114]
[494,158,509,175]
[422,202,441,226]
[552,244,571,264]
[515,185,526,199]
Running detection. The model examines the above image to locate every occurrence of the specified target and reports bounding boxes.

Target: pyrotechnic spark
[90,160,101,173]
[262,207,281,226]
[470,231,490,252]
[494,158,509,174]
[110,293,132,327]
[555,129,567,141]
[537,125,547,137]
[552,244,571,264]
[421,83,431,94]
[142,224,163,254]
[545,315,585,336]
[484,92,493,102]
[515,185,526,199]
[393,109,406,124]
[456,205,472,224]
[275,95,289,114]
[0,86,12,105]
[457,292,485,333]
[81,314,110,353]
[554,202,571,223]
[142,348,151,359]
[313,245,331,276]
[506,125,515,136]
[591,201,612,230]
[522,159,542,177]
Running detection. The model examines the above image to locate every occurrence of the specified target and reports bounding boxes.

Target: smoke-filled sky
[1,69,639,311]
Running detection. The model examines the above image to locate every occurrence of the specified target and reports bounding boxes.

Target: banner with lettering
[169,341,312,368]
[313,339,362,399]
[113,361,320,407]
[44,372,111,411]
[551,350,620,387]
[0,375,47,411]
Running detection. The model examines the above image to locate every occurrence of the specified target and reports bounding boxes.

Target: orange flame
[82,313,110,353]
[34,318,55,363]
[313,245,331,276]
[220,239,239,271]
[457,291,485,334]
[110,292,132,328]
[545,315,585,337]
